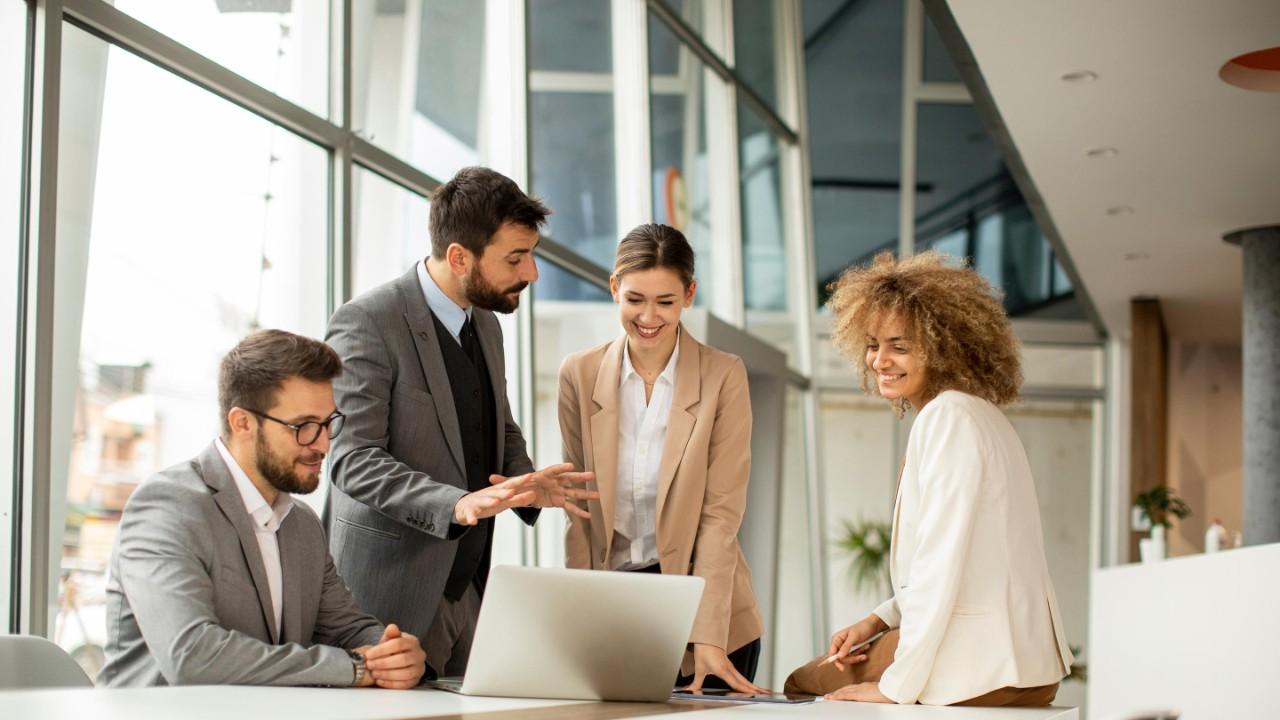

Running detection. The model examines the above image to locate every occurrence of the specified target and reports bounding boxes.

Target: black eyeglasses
[245,409,346,446]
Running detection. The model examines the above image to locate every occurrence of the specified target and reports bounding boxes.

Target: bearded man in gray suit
[100,330,425,688]
[325,167,596,678]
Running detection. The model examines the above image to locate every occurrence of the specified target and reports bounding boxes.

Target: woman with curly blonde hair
[785,251,1073,707]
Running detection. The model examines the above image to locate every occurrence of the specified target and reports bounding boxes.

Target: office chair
[0,635,94,689]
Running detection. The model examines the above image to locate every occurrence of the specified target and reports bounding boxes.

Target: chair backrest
[0,635,94,689]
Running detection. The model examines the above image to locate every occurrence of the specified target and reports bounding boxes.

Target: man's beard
[462,266,528,314]
[254,431,322,495]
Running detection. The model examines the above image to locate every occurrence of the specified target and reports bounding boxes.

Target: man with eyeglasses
[100,329,426,688]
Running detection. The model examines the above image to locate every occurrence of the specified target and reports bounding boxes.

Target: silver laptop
[426,565,703,702]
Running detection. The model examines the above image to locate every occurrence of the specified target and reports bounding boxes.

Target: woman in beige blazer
[786,251,1073,706]
[558,223,765,694]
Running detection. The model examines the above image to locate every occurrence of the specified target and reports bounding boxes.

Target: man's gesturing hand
[452,475,538,526]
[523,463,597,518]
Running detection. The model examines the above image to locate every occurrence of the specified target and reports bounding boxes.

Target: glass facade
[351,1,489,181]
[51,25,329,676]
[648,9,714,308]
[2,1,1103,690]
[1,0,25,624]
[116,0,329,117]
[351,167,430,298]
[804,0,904,305]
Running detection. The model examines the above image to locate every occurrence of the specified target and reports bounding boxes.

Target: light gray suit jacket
[324,266,536,641]
[99,442,384,687]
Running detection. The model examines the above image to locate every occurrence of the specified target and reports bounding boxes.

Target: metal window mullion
[703,0,744,327]
[776,0,826,656]
[915,81,969,103]
[898,0,921,257]
[533,236,611,292]
[17,0,63,637]
[611,0,652,231]
[350,138,441,199]
[495,0,536,568]
[62,0,342,149]
[328,0,352,314]
[646,0,797,145]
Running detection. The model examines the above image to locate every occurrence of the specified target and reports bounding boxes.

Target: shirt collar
[417,259,472,343]
[215,437,293,532]
[621,328,681,386]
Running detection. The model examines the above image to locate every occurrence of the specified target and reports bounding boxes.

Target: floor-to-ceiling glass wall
[9,0,827,683]
[51,23,329,678]
[1,0,27,626]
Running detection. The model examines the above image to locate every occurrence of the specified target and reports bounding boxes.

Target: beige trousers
[783,629,1059,707]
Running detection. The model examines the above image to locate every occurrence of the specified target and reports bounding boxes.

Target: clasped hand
[353,624,425,689]
[453,463,597,525]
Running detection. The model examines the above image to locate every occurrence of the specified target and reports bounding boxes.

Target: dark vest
[431,311,498,600]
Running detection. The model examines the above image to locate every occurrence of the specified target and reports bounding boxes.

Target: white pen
[819,630,887,666]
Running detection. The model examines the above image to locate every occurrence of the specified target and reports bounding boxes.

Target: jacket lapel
[199,442,280,643]
[277,514,304,645]
[397,267,466,476]
[589,338,625,551]
[656,329,699,523]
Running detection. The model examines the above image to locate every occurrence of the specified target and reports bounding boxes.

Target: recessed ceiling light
[1061,70,1098,83]
[1220,47,1280,92]
[1123,252,1150,261]
[1107,205,1134,216]
[1086,146,1119,159]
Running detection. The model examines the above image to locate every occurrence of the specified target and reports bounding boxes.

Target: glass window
[529,91,617,279]
[528,1,616,281]
[733,0,781,112]
[804,0,903,307]
[1,0,26,623]
[739,104,797,361]
[53,25,328,680]
[529,0,612,73]
[922,15,961,84]
[351,166,430,297]
[649,9,715,308]
[914,103,1087,318]
[114,0,328,117]
[529,262,617,567]
[351,1,487,181]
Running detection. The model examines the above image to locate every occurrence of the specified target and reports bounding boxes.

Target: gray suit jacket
[99,442,384,687]
[324,266,536,640]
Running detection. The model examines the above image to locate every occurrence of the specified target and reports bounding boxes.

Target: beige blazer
[872,390,1074,705]
[557,329,763,664]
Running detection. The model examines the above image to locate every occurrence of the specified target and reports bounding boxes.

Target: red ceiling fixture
[1220,47,1280,92]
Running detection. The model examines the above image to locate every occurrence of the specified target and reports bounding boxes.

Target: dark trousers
[629,563,762,687]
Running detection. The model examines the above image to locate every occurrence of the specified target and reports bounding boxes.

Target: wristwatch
[348,649,367,686]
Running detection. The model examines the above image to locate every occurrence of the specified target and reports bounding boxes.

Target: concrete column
[1225,226,1280,546]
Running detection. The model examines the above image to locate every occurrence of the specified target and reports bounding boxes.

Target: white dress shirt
[610,334,680,570]
[417,259,471,345]
[215,438,294,640]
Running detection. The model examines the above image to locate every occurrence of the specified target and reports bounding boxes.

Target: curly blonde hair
[826,251,1022,412]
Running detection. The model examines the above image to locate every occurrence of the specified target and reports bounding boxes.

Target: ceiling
[945,0,1280,343]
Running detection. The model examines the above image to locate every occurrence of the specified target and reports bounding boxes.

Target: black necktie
[459,316,479,363]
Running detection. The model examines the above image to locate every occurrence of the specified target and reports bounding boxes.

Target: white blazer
[872,391,1073,705]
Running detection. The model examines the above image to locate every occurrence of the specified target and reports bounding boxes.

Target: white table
[0,685,1078,719]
